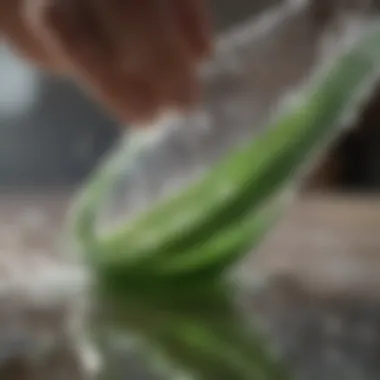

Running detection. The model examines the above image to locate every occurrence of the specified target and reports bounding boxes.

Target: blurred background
[2,0,380,379]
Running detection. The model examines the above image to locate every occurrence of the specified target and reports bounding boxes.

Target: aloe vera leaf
[70,133,153,253]
[146,316,288,380]
[99,189,287,281]
[86,24,380,271]
[154,191,286,277]
[103,281,289,380]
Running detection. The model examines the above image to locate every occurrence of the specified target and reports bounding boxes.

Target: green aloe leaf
[73,24,380,278]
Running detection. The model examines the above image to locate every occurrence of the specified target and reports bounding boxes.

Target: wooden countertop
[0,191,379,299]
[0,191,380,380]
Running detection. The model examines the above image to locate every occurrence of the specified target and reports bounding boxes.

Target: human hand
[1,0,212,124]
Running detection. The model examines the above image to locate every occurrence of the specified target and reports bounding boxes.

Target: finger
[29,0,159,123]
[167,0,213,59]
[81,69,165,125]
[90,0,200,114]
[95,76,162,124]
[151,0,207,110]
[27,0,112,69]
[28,0,200,122]
[90,0,193,73]
[157,63,200,113]
[2,1,57,70]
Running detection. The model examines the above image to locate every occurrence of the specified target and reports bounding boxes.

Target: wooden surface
[0,191,379,298]
[1,192,380,380]
[254,193,380,299]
